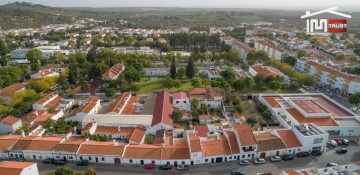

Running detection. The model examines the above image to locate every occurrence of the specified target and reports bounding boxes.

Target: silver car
[270,156,281,162]
[253,158,266,164]
[239,160,249,165]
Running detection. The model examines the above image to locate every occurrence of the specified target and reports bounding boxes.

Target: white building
[249,65,289,84]
[0,116,22,134]
[0,161,39,175]
[76,141,124,164]
[30,69,59,79]
[254,40,284,60]
[172,92,190,112]
[233,124,257,159]
[188,88,223,109]
[66,96,101,122]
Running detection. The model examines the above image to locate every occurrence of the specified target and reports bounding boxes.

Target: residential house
[188,88,223,109]
[107,93,131,114]
[199,115,212,124]
[194,125,210,142]
[275,129,303,155]
[223,38,253,64]
[254,40,285,60]
[149,90,174,134]
[161,140,191,166]
[254,131,287,158]
[0,83,26,104]
[187,133,202,165]
[76,141,125,164]
[122,144,162,165]
[102,64,125,80]
[0,135,21,159]
[223,130,241,160]
[292,124,329,152]
[200,67,223,80]
[44,64,68,73]
[0,161,39,175]
[66,96,101,122]
[249,65,289,84]
[233,124,257,159]
[53,136,86,162]
[32,92,73,111]
[172,92,190,112]
[0,116,22,134]
[201,135,232,164]
[30,69,59,79]
[23,110,64,127]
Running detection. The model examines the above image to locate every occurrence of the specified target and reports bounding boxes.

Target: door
[191,161,194,165]
[225,157,227,162]
[140,160,144,165]
[95,157,98,163]
[260,152,266,158]
[211,158,215,163]
[174,161,177,166]
[63,156,67,161]
[276,151,280,156]
[114,158,121,164]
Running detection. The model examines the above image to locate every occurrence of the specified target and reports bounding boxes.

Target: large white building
[254,40,285,60]
[259,93,360,136]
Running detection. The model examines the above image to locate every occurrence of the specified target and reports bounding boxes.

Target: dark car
[336,148,347,154]
[53,159,66,165]
[230,170,245,175]
[43,158,55,164]
[159,164,172,170]
[282,154,295,161]
[76,160,89,166]
[297,152,310,158]
[311,150,323,156]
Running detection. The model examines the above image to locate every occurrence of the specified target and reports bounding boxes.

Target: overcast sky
[1,0,360,10]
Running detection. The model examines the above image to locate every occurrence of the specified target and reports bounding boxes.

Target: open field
[136,78,194,94]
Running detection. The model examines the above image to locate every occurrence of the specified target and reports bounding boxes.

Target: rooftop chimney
[113,139,118,145]
[305,123,309,130]
[21,130,25,137]
[257,127,260,135]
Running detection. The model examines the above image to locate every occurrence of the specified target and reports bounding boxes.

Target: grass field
[135,78,194,94]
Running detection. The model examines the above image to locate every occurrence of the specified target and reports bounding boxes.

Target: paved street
[37,142,360,175]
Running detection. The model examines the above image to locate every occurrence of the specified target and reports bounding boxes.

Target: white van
[330,140,337,147]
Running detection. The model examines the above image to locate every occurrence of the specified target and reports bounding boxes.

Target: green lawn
[136,78,194,94]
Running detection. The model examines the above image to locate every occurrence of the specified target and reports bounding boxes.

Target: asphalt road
[37,142,360,175]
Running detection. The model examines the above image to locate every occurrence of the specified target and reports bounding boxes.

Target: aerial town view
[0,0,360,175]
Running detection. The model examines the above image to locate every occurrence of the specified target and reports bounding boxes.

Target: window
[313,138,323,144]
[80,156,83,160]
[39,156,42,159]
[69,157,73,160]
[247,154,250,157]
[10,154,13,158]
[298,148,300,151]
[193,153,197,157]
[183,101,186,103]
[152,160,155,164]
[176,101,179,104]
[102,157,105,161]
[89,157,92,160]
[167,161,170,165]
[349,130,354,132]
[129,159,133,163]
[229,156,232,159]
[182,161,185,164]
[205,159,208,162]
[242,155,245,158]
[288,150,291,152]
[19,155,23,158]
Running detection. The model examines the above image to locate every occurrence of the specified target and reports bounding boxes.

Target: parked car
[43,158,55,164]
[311,150,323,156]
[270,156,281,162]
[282,154,295,161]
[239,160,249,165]
[253,158,266,164]
[334,139,343,145]
[341,139,350,146]
[53,160,66,165]
[327,162,338,167]
[336,148,347,154]
[159,164,172,170]
[76,160,89,166]
[176,165,189,170]
[327,140,337,147]
[230,170,245,175]
[144,163,155,170]
[297,152,310,158]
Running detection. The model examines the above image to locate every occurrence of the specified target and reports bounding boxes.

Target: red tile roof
[82,96,100,113]
[102,64,124,80]
[0,83,26,96]
[108,93,129,113]
[286,108,338,126]
[194,126,209,137]
[0,161,36,175]
[284,170,301,175]
[225,130,240,154]
[201,135,231,157]
[162,140,190,160]
[128,128,146,144]
[151,90,173,127]
[276,130,302,148]
[188,133,202,153]
[234,124,256,146]
[77,141,125,156]
[1,116,20,125]
[188,88,222,100]
[251,65,283,77]
[172,92,190,100]
[123,144,162,159]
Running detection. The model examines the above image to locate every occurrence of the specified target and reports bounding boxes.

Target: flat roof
[294,124,327,136]
[83,114,153,126]
[140,93,157,115]
[335,118,360,126]
[287,108,338,126]
[291,99,329,114]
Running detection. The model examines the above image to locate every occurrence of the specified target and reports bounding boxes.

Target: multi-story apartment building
[254,40,285,60]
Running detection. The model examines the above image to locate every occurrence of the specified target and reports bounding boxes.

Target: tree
[348,93,360,109]
[262,110,272,119]
[176,68,186,79]
[200,104,208,114]
[246,117,257,127]
[283,56,297,66]
[297,50,308,58]
[186,57,195,79]
[190,99,199,109]
[105,87,116,98]
[303,75,316,86]
[84,167,97,175]
[336,54,345,60]
[81,81,90,92]
[53,166,74,175]
[172,109,182,123]
[327,41,334,47]
[0,40,8,56]
[87,46,98,63]
[233,79,245,92]
[253,74,265,89]
[346,42,355,49]
[220,68,236,80]
[124,67,141,84]
[27,49,42,63]
[49,51,66,64]
[170,56,176,79]
[269,80,281,90]
[68,63,78,85]
[191,77,202,87]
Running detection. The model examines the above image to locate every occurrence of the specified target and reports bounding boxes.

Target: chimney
[21,130,25,137]
[305,123,309,130]
[35,110,38,116]
[118,126,121,131]
[257,127,260,135]
[113,139,118,145]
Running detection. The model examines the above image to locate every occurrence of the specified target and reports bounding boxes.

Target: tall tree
[170,56,177,79]
[348,93,360,109]
[87,46,98,63]
[26,49,42,63]
[186,57,195,79]
[0,40,8,56]
[68,63,78,85]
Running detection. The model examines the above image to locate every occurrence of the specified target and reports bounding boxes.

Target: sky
[0,0,360,10]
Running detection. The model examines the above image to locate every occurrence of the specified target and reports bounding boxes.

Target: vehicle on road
[336,148,347,154]
[327,162,338,167]
[270,156,281,162]
[334,139,343,145]
[144,163,155,169]
[230,170,245,175]
[43,158,55,164]
[76,160,89,166]
[311,150,323,156]
[297,152,310,158]
[176,165,189,170]
[53,160,66,165]
[282,154,295,161]
[328,140,337,147]
[159,164,172,170]
[253,158,266,164]
[239,160,249,165]
[341,139,350,146]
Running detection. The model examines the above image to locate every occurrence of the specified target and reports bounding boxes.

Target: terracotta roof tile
[77,141,125,156]
[108,93,130,114]
[94,126,135,139]
[276,130,302,148]
[188,133,202,153]
[201,135,231,157]
[199,115,211,120]
[0,138,19,153]
[121,96,141,115]
[129,128,146,144]
[82,96,100,113]
[102,64,124,80]
[10,137,63,151]
[286,108,338,126]
[123,144,161,159]
[251,66,283,77]
[284,170,302,175]
[1,116,21,125]
[188,88,222,100]
[0,83,26,96]
[0,161,36,175]
[151,90,173,126]
[234,124,256,146]
[225,131,240,154]
[173,92,190,100]
[255,132,286,152]
[194,126,209,137]
[54,137,86,153]
[162,140,190,159]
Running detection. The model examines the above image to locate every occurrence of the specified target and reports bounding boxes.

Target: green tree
[191,77,202,87]
[84,167,97,175]
[54,166,74,175]
[269,80,281,90]
[105,87,116,98]
[297,50,308,58]
[170,56,177,79]
[176,68,186,79]
[346,42,355,49]
[68,63,78,85]
[246,117,257,127]
[0,40,8,56]
[172,109,182,123]
[303,75,316,86]
[220,68,236,80]
[87,47,98,63]
[49,51,66,64]
[348,93,360,109]
[190,99,199,109]
[200,104,208,114]
[186,57,195,79]
[283,56,297,66]
[27,49,42,63]
[262,110,272,118]
[81,81,90,92]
